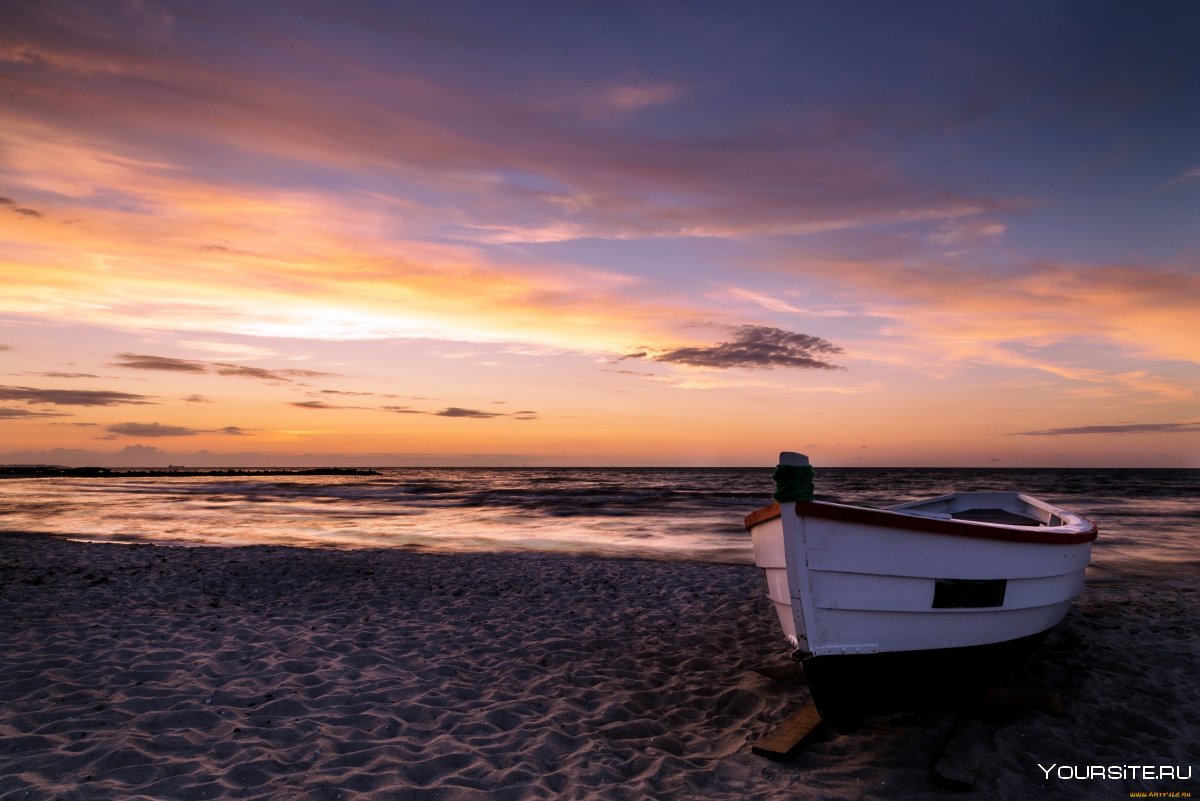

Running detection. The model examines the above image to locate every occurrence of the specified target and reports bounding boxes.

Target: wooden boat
[746,452,1097,730]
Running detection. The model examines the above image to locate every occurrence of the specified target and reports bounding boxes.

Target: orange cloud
[0,128,747,356]
[813,257,1196,360]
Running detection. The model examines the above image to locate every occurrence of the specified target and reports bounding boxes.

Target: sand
[0,531,1195,800]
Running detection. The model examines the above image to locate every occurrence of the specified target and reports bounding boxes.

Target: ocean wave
[0,467,1194,564]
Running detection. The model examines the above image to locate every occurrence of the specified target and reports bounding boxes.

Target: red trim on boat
[744,502,783,529]
[744,500,1097,545]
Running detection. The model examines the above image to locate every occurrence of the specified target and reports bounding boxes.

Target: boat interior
[949,508,1042,526]
[889,492,1069,528]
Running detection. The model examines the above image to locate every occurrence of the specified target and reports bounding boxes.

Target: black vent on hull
[932,578,1007,608]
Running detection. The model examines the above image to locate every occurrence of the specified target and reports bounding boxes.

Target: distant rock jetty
[0,466,380,479]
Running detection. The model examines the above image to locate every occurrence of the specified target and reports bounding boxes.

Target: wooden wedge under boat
[746,452,1097,731]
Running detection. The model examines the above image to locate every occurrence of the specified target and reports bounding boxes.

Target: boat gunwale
[744,499,1098,545]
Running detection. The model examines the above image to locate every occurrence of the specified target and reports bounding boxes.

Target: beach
[1,532,1196,800]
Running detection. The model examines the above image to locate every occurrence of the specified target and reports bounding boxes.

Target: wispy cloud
[717,288,809,315]
[0,385,154,406]
[1012,422,1200,436]
[1162,165,1200,191]
[630,325,844,370]
[927,218,1007,247]
[594,83,683,114]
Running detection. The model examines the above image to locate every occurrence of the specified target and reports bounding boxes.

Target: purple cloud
[640,326,843,370]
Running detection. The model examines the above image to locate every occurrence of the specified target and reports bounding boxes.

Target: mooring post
[773,452,814,503]
[779,451,809,467]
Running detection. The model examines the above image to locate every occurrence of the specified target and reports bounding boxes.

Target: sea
[1,467,1197,576]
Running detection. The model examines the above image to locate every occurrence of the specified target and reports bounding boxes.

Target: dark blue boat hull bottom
[800,628,1054,733]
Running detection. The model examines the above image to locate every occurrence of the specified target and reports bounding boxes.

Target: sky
[1,0,1198,467]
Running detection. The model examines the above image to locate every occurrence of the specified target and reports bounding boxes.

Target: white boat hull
[752,502,1092,656]
[747,483,1097,730]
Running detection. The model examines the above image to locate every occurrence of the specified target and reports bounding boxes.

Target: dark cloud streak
[113,354,208,372]
[381,405,424,414]
[105,422,249,437]
[0,407,71,419]
[106,422,200,437]
[434,407,504,418]
[0,197,42,217]
[31,372,102,379]
[290,400,374,411]
[1011,422,1200,436]
[640,325,844,370]
[113,353,339,382]
[294,402,536,419]
[0,385,154,406]
[213,364,337,381]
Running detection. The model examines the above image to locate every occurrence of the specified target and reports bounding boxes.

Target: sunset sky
[2,1,1198,467]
